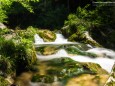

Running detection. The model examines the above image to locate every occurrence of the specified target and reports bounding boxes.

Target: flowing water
[35,33,115,73]
[20,33,115,86]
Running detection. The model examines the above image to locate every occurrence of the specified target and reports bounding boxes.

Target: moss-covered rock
[81,62,108,74]
[68,31,101,47]
[43,46,58,55]
[66,74,109,86]
[65,46,97,58]
[31,58,108,83]
[38,30,56,42]
[36,46,59,55]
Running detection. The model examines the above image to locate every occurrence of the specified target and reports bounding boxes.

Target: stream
[35,33,115,73]
[13,33,115,86]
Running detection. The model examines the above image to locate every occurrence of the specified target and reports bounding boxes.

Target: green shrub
[62,5,101,37]
[0,29,37,75]
[0,7,7,22]
[0,37,15,57]
[61,3,115,48]
[0,0,39,22]
[16,26,38,41]
[0,28,10,35]
[0,0,39,13]
[0,55,14,76]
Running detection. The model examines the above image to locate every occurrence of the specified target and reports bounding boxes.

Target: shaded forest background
[0,0,115,49]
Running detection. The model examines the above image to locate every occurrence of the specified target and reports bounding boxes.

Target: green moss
[0,28,11,35]
[65,46,97,57]
[0,76,10,86]
[0,56,13,76]
[38,30,56,42]
[0,29,37,75]
[32,75,54,83]
[16,26,38,41]
[31,58,107,83]
[81,63,108,74]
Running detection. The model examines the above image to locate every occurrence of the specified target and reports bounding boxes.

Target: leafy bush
[0,0,39,23]
[0,0,39,13]
[0,7,7,22]
[0,27,38,75]
[0,28,10,35]
[62,3,115,48]
[16,26,38,41]
[62,4,101,37]
[0,55,13,76]
[0,37,15,57]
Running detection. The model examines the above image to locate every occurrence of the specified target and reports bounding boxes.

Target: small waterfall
[34,33,79,47]
[34,33,67,44]
[34,34,44,44]
[54,33,67,42]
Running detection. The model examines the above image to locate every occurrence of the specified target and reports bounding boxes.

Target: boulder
[38,30,56,42]
[31,58,108,84]
[66,74,109,86]
[68,31,101,47]
[43,46,58,55]
[0,23,6,29]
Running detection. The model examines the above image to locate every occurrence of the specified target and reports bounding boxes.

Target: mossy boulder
[31,58,108,83]
[68,31,101,47]
[81,62,108,74]
[66,74,109,86]
[65,46,97,57]
[43,46,58,55]
[36,46,59,55]
[38,30,56,42]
